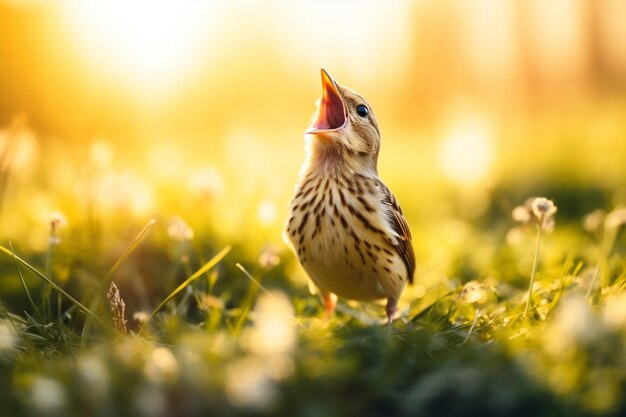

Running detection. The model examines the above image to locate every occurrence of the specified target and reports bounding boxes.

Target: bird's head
[306,69,381,170]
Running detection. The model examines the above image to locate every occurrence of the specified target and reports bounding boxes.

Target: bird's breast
[284,172,407,301]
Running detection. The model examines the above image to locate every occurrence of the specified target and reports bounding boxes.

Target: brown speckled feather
[379,180,415,284]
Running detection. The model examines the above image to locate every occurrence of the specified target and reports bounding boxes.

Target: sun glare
[439,116,494,185]
[62,0,216,93]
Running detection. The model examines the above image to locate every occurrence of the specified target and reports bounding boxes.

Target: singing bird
[284,69,415,323]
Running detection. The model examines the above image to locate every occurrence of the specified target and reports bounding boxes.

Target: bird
[283,68,415,323]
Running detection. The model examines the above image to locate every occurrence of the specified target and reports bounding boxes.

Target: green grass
[2,198,626,417]
[2,104,626,416]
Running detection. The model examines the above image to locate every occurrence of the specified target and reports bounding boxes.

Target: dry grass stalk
[107,282,127,333]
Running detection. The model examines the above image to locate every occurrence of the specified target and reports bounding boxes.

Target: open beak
[306,69,347,135]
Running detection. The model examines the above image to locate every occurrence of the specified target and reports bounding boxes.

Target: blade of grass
[231,263,272,333]
[0,301,37,352]
[104,219,157,281]
[463,309,481,344]
[231,279,259,334]
[410,291,453,323]
[43,238,54,321]
[524,224,543,317]
[9,242,41,318]
[0,245,104,325]
[236,263,274,297]
[140,246,231,331]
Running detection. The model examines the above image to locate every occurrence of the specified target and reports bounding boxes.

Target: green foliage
[2,107,626,416]
[2,198,626,417]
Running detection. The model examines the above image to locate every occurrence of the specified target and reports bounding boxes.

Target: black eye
[356,104,369,118]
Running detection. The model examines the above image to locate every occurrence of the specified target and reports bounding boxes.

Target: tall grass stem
[524,225,543,317]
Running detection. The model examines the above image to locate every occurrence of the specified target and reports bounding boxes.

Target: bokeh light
[61,0,216,94]
[439,113,494,185]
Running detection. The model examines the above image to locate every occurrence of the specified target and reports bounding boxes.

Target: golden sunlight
[439,115,494,185]
[61,0,216,92]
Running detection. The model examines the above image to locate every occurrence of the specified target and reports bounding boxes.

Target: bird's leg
[386,297,398,324]
[321,291,337,320]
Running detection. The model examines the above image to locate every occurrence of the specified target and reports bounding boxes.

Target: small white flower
[605,207,626,230]
[506,226,525,246]
[543,295,600,356]
[49,211,67,229]
[225,357,278,411]
[0,320,17,351]
[167,216,194,241]
[583,209,605,233]
[247,292,296,357]
[144,347,179,384]
[602,291,626,330]
[512,205,532,223]
[531,197,557,219]
[188,167,224,198]
[77,355,110,402]
[512,197,558,235]
[133,311,150,324]
[49,211,67,244]
[459,281,490,304]
[259,246,281,269]
[31,377,66,413]
[134,385,167,417]
[197,294,223,311]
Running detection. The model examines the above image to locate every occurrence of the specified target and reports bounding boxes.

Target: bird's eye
[356,104,369,118]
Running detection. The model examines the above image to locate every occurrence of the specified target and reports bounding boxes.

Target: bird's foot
[322,292,337,320]
[386,298,398,324]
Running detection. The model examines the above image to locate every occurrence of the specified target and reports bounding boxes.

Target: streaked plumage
[284,69,415,322]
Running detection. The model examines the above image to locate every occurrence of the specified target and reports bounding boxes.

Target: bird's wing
[378,181,416,284]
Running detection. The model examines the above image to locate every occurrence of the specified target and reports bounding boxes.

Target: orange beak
[306,69,347,134]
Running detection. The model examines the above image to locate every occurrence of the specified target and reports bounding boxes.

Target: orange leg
[321,292,337,320]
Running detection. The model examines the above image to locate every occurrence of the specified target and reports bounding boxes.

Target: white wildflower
[49,211,67,244]
[544,295,600,356]
[144,347,179,384]
[225,356,278,411]
[197,294,223,311]
[459,281,490,304]
[513,197,557,232]
[583,209,605,233]
[31,377,67,413]
[605,207,626,230]
[188,167,224,198]
[133,311,150,324]
[167,216,194,241]
[0,320,17,351]
[259,246,281,269]
[506,226,525,246]
[49,211,67,230]
[77,355,110,402]
[512,205,532,223]
[247,291,296,356]
[532,197,557,219]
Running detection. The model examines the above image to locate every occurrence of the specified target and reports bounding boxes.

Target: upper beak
[306,69,347,135]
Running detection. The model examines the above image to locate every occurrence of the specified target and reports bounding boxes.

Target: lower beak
[306,69,347,135]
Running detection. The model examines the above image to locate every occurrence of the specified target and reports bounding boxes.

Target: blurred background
[1,0,626,306]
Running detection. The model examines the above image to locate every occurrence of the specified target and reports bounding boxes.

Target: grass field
[2,99,626,417]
